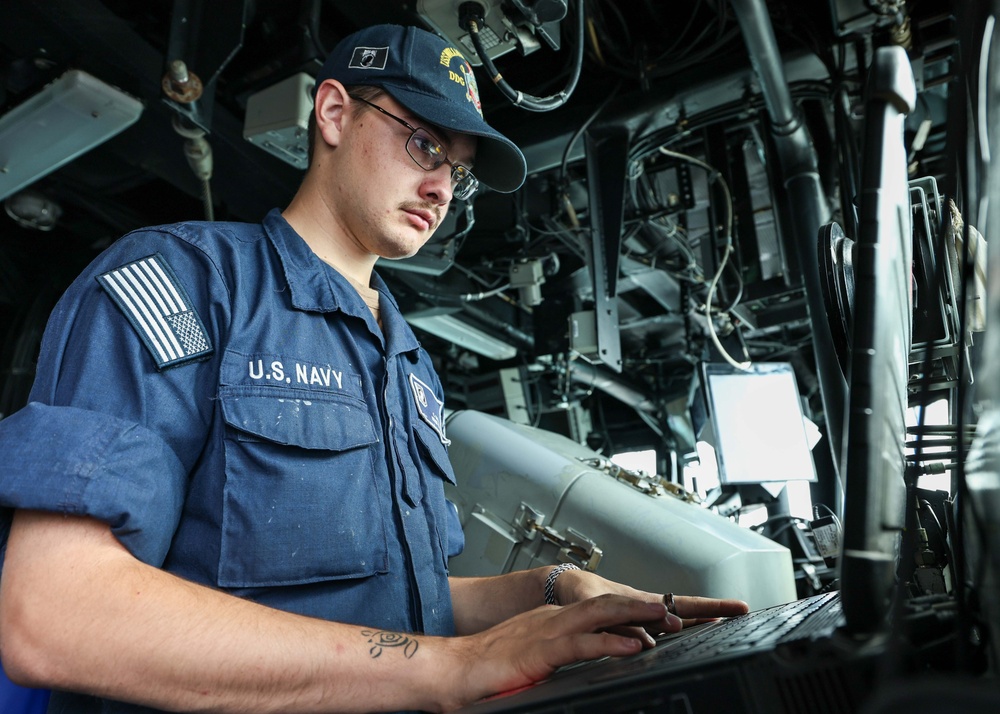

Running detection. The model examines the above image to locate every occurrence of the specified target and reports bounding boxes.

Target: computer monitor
[701,362,817,485]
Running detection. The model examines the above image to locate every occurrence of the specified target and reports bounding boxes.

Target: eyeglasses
[349,94,479,201]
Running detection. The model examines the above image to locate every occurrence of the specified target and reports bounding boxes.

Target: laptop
[459,44,922,714]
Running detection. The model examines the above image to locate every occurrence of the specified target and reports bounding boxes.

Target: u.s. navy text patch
[97,253,213,370]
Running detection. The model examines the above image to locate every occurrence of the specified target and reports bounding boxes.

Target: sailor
[0,23,747,712]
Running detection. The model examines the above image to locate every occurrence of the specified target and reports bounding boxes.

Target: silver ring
[664,592,677,616]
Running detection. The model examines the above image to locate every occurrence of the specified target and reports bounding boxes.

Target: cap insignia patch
[349,46,389,70]
[440,47,482,117]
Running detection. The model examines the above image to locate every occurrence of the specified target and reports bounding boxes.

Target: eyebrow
[406,113,474,168]
[359,95,476,169]
[382,105,472,167]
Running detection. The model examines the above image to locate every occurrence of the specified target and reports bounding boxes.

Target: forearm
[0,510,457,713]
[449,568,554,635]
[2,512,675,712]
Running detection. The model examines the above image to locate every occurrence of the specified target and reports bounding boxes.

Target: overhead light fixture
[0,69,143,201]
[406,309,517,360]
[243,72,313,170]
[4,190,62,230]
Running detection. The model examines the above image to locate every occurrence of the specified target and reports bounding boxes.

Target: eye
[412,132,444,160]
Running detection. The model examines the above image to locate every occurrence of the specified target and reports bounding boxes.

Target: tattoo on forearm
[361,630,419,659]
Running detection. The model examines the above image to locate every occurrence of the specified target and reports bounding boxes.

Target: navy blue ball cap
[315,23,526,193]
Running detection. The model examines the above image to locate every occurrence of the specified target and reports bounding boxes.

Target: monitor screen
[702,362,817,485]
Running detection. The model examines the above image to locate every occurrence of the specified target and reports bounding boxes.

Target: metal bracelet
[544,563,581,605]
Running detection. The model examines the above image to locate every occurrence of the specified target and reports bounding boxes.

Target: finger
[560,594,668,635]
[603,607,686,641]
[680,617,725,627]
[555,631,646,664]
[607,615,684,649]
[673,596,749,619]
[547,595,689,653]
[601,624,658,648]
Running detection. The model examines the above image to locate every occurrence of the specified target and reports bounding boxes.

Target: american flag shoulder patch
[96,253,213,370]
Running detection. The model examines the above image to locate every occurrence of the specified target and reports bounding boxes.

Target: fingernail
[624,638,643,652]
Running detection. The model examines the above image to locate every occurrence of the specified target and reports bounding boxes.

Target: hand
[553,568,749,641]
[443,594,669,710]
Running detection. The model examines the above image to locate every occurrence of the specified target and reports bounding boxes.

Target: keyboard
[577,591,844,684]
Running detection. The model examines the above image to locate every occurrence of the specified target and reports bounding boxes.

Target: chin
[373,237,421,261]
[380,247,422,261]
[378,229,432,260]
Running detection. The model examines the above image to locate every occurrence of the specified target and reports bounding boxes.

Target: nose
[419,163,453,205]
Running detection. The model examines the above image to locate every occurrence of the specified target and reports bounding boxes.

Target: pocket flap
[413,421,457,485]
[220,390,378,451]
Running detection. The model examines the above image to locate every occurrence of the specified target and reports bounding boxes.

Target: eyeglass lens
[406,130,478,200]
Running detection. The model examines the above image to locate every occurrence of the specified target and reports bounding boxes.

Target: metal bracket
[577,456,701,504]
[163,0,250,131]
[515,502,603,571]
[584,125,628,372]
[513,503,546,538]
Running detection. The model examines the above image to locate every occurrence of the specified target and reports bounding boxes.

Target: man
[0,24,747,713]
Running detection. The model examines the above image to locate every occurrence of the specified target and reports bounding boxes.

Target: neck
[282,179,377,287]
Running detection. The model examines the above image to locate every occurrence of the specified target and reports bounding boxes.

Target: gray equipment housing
[445,410,797,610]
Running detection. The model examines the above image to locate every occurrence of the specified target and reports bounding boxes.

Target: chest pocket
[217,387,389,588]
[410,421,463,563]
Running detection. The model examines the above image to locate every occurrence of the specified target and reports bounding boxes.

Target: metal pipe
[567,360,657,413]
[730,0,847,504]
[461,304,536,351]
[730,0,797,132]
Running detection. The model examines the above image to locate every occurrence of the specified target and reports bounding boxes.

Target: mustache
[399,201,442,230]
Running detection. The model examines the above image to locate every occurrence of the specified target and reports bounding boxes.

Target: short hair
[307,85,386,166]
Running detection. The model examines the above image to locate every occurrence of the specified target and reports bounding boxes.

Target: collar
[262,208,419,354]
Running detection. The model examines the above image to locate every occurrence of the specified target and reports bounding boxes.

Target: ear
[313,78,350,149]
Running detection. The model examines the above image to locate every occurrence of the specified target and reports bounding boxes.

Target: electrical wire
[651,0,707,63]
[585,16,604,66]
[300,0,327,57]
[628,81,832,166]
[658,146,749,371]
[172,115,214,221]
[812,502,843,531]
[460,283,511,302]
[199,180,214,222]
[463,0,584,112]
[586,0,740,82]
[560,81,622,184]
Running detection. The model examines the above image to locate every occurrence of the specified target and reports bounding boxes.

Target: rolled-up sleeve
[0,402,187,567]
[0,228,228,568]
